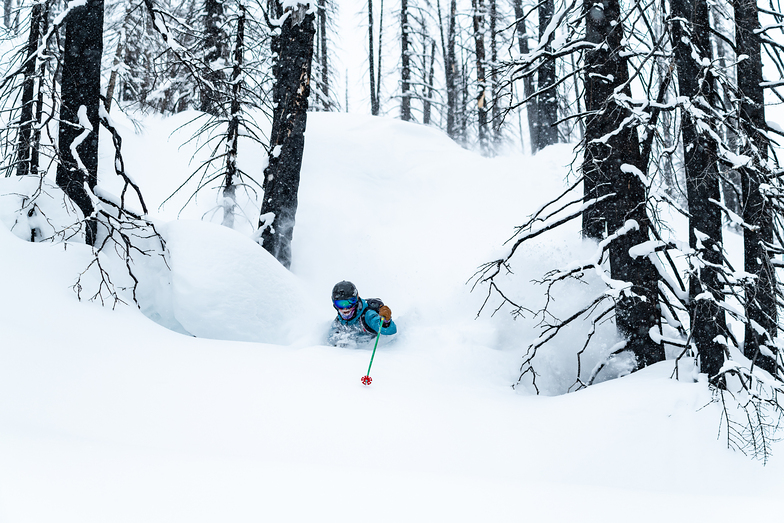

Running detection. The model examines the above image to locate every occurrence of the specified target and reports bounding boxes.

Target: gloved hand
[379,305,392,322]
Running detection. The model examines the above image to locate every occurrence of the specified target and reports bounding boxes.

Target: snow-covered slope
[1,112,782,522]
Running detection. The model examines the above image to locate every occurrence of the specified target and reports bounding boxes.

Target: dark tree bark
[4,0,11,29]
[222,6,245,229]
[400,0,411,120]
[489,0,500,144]
[258,4,315,268]
[471,0,488,151]
[460,58,469,142]
[670,0,727,380]
[713,23,742,215]
[105,4,134,114]
[317,0,330,109]
[439,0,458,139]
[512,0,538,153]
[535,0,558,150]
[15,1,48,177]
[377,0,384,110]
[56,0,104,246]
[735,0,779,376]
[201,0,229,115]
[582,0,663,368]
[105,36,123,113]
[368,0,379,115]
[423,39,435,125]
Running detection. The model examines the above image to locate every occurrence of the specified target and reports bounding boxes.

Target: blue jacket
[328,298,397,345]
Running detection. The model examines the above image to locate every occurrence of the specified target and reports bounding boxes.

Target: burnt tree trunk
[535,0,558,151]
[105,4,133,114]
[318,0,330,109]
[512,0,538,153]
[368,0,379,115]
[15,1,47,177]
[489,0,500,145]
[400,0,411,120]
[582,0,663,368]
[460,59,469,142]
[222,7,245,229]
[735,0,779,376]
[423,40,436,124]
[471,0,488,152]
[671,0,727,380]
[444,0,458,138]
[201,0,229,115]
[56,0,104,247]
[258,4,315,268]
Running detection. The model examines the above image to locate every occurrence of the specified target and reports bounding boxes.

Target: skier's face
[334,296,358,320]
[338,305,357,320]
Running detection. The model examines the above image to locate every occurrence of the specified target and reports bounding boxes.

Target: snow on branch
[713,365,784,464]
[474,191,614,287]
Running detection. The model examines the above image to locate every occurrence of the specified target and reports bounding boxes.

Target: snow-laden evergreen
[1,112,782,521]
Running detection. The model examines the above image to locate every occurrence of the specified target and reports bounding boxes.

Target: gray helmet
[332,280,358,302]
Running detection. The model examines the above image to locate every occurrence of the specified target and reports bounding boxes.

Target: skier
[328,280,397,347]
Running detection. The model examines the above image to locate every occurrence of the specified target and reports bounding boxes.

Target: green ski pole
[361,321,384,386]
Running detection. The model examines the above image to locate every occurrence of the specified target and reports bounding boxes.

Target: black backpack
[361,298,385,334]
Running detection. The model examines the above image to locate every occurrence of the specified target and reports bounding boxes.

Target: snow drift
[1,111,783,522]
[163,219,317,344]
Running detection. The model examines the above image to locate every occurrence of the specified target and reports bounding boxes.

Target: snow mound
[0,176,75,242]
[163,219,316,344]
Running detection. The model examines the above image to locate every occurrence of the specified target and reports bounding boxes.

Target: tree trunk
[712,12,741,215]
[535,0,558,150]
[368,0,379,115]
[735,0,779,376]
[201,0,229,115]
[471,0,487,152]
[377,0,384,109]
[56,0,104,247]
[31,4,49,176]
[582,0,663,369]
[400,0,411,120]
[318,0,329,109]
[258,4,315,268]
[512,0,538,154]
[105,38,123,114]
[489,0,500,145]
[444,0,458,138]
[423,40,435,125]
[654,10,676,201]
[15,1,46,177]
[670,0,727,380]
[222,7,245,229]
[460,58,469,143]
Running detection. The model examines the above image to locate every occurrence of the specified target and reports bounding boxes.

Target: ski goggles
[333,297,358,309]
